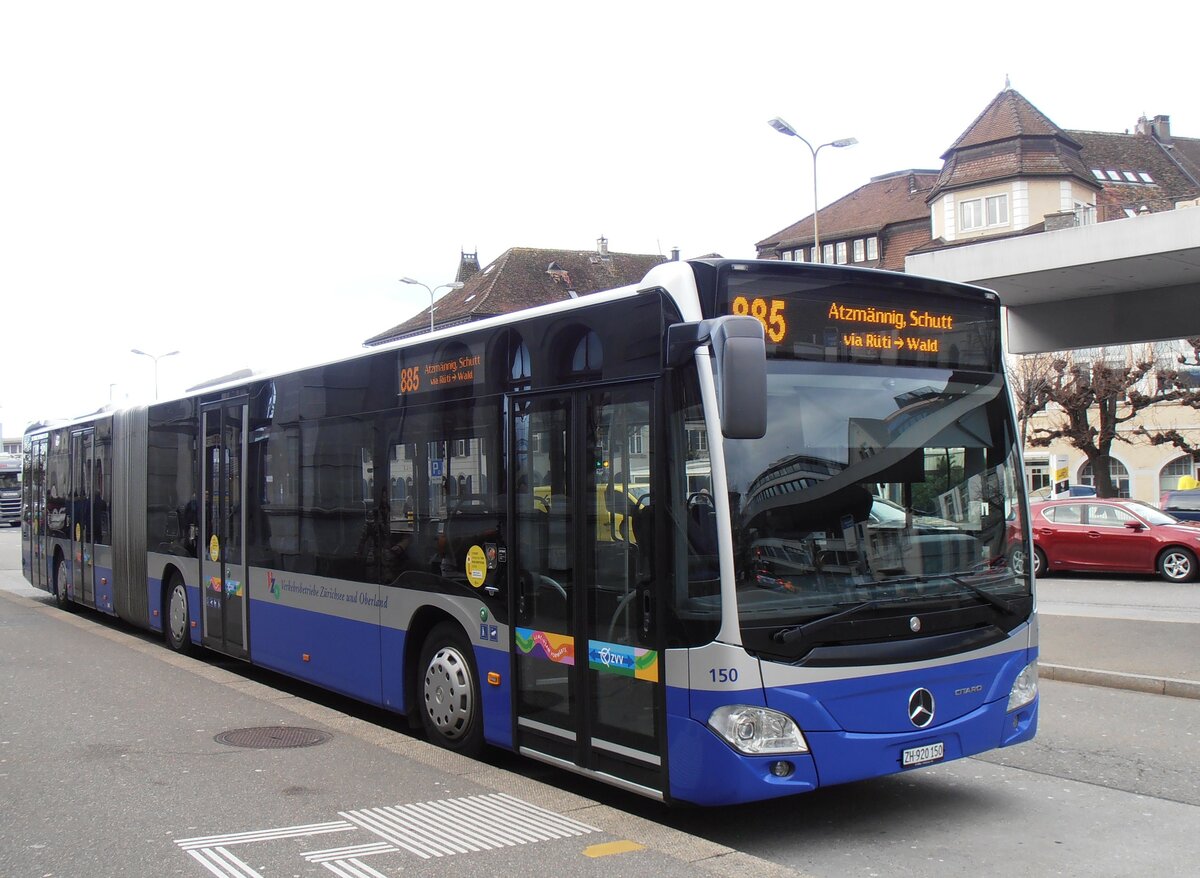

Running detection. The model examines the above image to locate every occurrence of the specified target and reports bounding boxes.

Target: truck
[0,453,21,526]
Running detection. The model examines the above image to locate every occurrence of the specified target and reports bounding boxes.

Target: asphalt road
[2,527,1199,877]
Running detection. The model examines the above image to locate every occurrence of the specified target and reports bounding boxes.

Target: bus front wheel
[165,575,193,654]
[418,622,483,757]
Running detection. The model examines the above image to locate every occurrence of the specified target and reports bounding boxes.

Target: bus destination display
[724,284,998,370]
[824,300,953,354]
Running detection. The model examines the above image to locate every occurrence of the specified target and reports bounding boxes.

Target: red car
[1021,498,1200,582]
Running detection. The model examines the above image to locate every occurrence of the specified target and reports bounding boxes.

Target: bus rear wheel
[418,622,483,757]
[53,556,72,610]
[165,575,193,653]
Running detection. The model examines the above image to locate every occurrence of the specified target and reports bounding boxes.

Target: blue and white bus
[21,259,1037,806]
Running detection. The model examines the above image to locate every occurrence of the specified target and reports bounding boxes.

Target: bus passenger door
[69,429,95,608]
[29,437,50,591]
[511,384,664,797]
[201,400,249,659]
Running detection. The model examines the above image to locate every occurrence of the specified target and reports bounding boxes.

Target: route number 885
[400,366,421,394]
[731,296,787,343]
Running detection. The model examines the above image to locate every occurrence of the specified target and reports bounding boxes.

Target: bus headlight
[1007,661,1038,712]
[707,705,809,755]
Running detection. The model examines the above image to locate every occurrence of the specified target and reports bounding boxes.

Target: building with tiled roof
[756,87,1199,268]
[754,87,1200,504]
[364,239,666,346]
[755,169,939,271]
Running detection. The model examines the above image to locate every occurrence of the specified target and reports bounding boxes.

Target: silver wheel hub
[170,584,188,641]
[1163,553,1190,580]
[423,646,474,740]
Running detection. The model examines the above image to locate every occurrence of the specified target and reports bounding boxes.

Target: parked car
[1020,498,1200,582]
[1160,487,1200,522]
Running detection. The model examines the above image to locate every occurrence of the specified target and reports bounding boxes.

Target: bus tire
[418,621,483,757]
[53,555,72,611]
[165,574,193,654]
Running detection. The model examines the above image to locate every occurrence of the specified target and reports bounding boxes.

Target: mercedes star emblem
[908,688,935,728]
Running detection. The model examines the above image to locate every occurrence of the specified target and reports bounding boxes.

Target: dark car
[1160,487,1200,522]
[1021,498,1200,582]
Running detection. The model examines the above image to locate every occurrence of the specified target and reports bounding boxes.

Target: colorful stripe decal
[515,628,575,665]
[587,640,659,682]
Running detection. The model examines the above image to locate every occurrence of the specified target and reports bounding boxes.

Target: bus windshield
[723,359,1030,658]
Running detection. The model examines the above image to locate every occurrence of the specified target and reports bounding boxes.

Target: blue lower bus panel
[669,646,1037,806]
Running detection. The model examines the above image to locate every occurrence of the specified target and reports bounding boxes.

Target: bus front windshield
[723,360,1031,658]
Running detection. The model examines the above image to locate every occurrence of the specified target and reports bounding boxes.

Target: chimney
[1152,114,1172,143]
[456,250,480,283]
[1135,115,1152,136]
[596,236,608,257]
[670,247,680,262]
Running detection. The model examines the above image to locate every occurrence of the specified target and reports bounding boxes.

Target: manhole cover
[214,726,332,749]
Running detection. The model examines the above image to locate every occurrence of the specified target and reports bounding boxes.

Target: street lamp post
[400,278,465,332]
[767,117,858,258]
[130,349,179,400]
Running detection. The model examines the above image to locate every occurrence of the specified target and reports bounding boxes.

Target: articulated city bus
[20,259,1037,806]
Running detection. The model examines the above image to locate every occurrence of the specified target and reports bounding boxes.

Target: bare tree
[1131,337,1200,460]
[1006,351,1056,447]
[1023,343,1200,497]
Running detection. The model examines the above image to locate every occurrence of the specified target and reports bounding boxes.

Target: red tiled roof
[364,246,666,346]
[943,88,1078,154]
[930,90,1095,200]
[756,170,939,251]
[1171,138,1200,191]
[1068,129,1200,211]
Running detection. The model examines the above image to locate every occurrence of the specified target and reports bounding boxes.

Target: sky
[2,1,1195,437]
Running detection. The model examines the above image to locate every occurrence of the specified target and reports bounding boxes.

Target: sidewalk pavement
[1038,613,1200,699]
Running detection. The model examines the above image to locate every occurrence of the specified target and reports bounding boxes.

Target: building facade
[755,87,1200,502]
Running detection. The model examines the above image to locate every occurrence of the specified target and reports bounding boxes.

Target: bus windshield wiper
[772,599,879,645]
[935,573,1017,615]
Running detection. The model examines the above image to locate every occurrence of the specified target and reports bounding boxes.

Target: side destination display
[399,346,484,397]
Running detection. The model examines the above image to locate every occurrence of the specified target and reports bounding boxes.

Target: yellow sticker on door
[465,545,487,588]
[209,534,220,562]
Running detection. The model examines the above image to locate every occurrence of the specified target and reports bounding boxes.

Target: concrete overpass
[905,208,1200,354]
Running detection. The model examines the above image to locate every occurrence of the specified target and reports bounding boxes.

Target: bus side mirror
[666,316,767,440]
[709,316,767,439]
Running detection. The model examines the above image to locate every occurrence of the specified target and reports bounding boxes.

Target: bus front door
[200,400,249,659]
[511,384,665,798]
